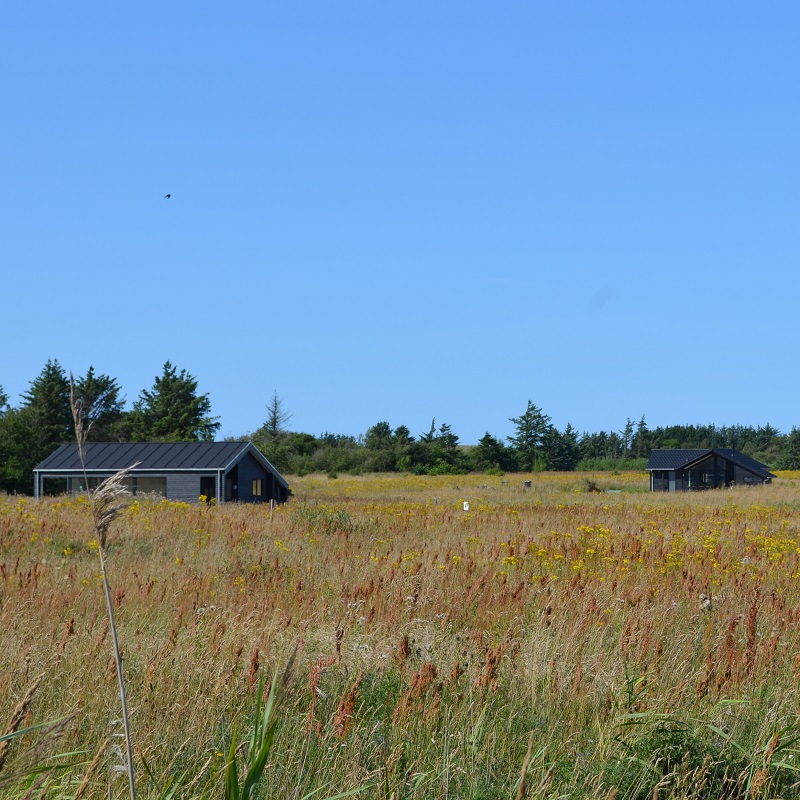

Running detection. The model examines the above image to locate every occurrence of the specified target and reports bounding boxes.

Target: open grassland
[3,471,800,798]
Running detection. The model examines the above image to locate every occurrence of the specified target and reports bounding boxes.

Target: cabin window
[252,479,263,496]
[69,477,101,492]
[135,477,167,497]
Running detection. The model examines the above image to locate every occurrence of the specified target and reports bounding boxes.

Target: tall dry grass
[2,471,800,797]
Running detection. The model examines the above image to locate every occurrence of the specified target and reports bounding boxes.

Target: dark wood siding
[235,454,269,503]
[733,465,770,485]
[168,474,206,504]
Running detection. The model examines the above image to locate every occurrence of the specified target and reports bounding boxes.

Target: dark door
[200,476,216,502]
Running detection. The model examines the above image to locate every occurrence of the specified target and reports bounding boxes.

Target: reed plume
[70,374,138,800]
[0,674,44,775]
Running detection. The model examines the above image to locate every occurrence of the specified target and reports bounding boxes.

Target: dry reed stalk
[248,648,260,692]
[393,663,438,724]
[72,736,109,800]
[744,590,761,677]
[333,670,363,738]
[0,673,44,775]
[70,375,139,800]
[55,616,75,663]
[514,730,535,800]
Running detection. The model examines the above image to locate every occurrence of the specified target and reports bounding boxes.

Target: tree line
[252,401,800,477]
[2,361,800,494]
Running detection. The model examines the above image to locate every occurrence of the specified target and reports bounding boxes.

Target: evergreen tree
[0,360,72,494]
[434,423,459,460]
[473,432,512,472]
[130,362,220,442]
[543,423,581,471]
[755,423,781,449]
[393,425,415,472]
[0,408,34,493]
[364,421,396,471]
[579,430,607,461]
[263,391,292,440]
[365,421,393,450]
[508,401,552,471]
[632,415,651,459]
[776,427,800,470]
[419,419,437,444]
[619,418,635,457]
[251,392,296,470]
[21,359,73,452]
[73,367,126,441]
[0,385,11,489]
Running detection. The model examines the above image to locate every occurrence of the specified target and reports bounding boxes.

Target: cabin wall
[168,474,206,503]
[733,466,768,485]
[651,470,670,491]
[235,454,269,503]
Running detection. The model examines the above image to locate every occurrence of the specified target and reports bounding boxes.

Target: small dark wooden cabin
[646,448,774,492]
[34,441,289,504]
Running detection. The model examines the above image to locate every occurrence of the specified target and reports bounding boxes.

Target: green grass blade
[224,730,240,800]
[240,719,278,800]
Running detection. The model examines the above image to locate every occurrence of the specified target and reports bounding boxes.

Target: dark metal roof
[646,448,775,479]
[34,442,288,487]
[682,448,775,480]
[646,449,710,470]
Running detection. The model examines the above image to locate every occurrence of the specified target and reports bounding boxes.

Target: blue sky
[2,3,798,444]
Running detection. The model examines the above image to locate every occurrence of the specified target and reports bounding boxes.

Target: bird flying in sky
[164,194,171,199]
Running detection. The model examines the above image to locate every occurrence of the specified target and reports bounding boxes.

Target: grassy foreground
[3,471,800,798]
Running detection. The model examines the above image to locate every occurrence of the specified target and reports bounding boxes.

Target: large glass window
[136,477,167,497]
[69,477,103,493]
[43,477,68,495]
[66,475,164,497]
[252,479,263,496]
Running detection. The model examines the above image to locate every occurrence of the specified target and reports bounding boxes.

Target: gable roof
[34,442,288,487]
[681,448,775,480]
[646,449,709,470]
[646,448,775,480]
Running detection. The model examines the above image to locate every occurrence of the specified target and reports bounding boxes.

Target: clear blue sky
[2,3,798,444]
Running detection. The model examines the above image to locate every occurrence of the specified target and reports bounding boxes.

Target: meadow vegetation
[3,471,800,798]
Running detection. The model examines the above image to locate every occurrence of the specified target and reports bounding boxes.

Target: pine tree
[633,415,651,460]
[619,418,635,458]
[73,367,126,441]
[263,391,292,439]
[0,360,72,493]
[20,359,72,449]
[130,362,220,442]
[545,423,581,471]
[508,401,552,471]
[777,427,800,470]
[473,432,511,472]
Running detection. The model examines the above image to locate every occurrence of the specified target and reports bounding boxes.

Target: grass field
[3,471,800,798]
